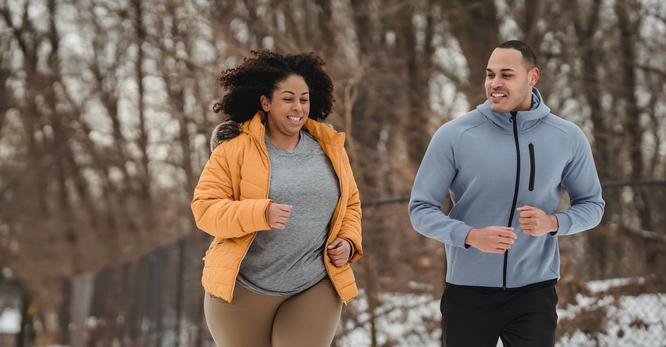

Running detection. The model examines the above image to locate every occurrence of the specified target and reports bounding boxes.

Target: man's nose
[490,78,503,89]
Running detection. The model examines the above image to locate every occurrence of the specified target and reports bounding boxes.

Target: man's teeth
[492,92,506,97]
[288,116,302,121]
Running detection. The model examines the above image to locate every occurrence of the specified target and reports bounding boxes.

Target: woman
[191,50,363,347]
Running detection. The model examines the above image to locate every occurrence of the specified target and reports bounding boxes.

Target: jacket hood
[210,120,241,152]
[210,112,344,152]
[476,88,551,132]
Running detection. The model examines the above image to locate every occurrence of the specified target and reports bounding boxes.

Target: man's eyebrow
[486,68,516,72]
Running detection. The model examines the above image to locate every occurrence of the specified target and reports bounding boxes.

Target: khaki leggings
[204,279,343,347]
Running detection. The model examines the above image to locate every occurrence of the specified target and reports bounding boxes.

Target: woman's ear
[260,95,270,112]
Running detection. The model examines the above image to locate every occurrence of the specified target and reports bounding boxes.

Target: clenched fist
[267,202,292,230]
[327,238,352,267]
[517,205,558,236]
[465,226,517,254]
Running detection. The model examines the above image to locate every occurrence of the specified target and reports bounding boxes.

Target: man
[408,40,605,346]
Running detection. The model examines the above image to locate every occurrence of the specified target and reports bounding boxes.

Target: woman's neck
[268,129,300,150]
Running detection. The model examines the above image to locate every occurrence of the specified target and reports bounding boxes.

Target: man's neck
[514,92,535,112]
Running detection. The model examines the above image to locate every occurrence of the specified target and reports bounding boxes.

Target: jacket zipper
[229,133,269,301]
[528,143,535,191]
[505,112,521,289]
[322,144,350,304]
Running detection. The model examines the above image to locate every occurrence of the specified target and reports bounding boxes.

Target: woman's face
[260,74,310,139]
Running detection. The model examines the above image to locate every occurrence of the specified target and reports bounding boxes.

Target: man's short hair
[497,40,537,69]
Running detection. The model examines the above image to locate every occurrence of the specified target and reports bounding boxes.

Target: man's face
[484,48,539,113]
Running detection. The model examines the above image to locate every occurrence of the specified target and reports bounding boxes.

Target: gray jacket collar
[476,88,551,132]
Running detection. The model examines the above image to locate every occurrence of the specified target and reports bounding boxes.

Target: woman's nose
[293,101,305,114]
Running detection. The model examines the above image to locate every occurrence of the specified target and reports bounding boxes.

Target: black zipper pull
[528,143,535,191]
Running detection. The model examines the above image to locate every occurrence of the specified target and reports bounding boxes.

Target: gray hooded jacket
[409,88,605,288]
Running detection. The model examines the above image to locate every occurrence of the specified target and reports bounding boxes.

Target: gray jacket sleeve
[554,127,605,235]
[408,126,473,248]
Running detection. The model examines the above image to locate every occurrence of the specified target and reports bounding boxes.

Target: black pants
[441,280,558,347]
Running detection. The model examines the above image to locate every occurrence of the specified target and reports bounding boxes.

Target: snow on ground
[0,308,20,334]
[586,277,646,294]
[337,292,441,347]
[557,289,666,346]
[10,278,666,347]
[337,279,666,347]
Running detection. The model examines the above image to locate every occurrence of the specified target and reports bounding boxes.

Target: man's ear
[260,95,270,112]
[529,67,541,87]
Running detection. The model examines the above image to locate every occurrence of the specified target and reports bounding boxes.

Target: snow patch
[0,308,20,334]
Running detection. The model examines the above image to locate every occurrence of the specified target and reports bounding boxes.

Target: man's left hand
[517,205,558,236]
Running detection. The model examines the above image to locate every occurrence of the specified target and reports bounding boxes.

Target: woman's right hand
[267,202,292,230]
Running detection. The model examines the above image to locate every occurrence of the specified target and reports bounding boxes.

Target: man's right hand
[267,202,292,230]
[465,227,517,253]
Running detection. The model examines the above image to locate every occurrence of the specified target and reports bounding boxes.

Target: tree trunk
[174,239,187,347]
[615,0,652,230]
[443,0,499,107]
[17,291,35,347]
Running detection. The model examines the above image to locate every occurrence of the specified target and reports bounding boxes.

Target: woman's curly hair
[212,50,334,123]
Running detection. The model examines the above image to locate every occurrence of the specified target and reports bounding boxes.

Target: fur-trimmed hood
[209,115,341,153]
[209,120,241,153]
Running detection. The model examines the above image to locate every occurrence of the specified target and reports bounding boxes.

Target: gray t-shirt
[237,130,340,295]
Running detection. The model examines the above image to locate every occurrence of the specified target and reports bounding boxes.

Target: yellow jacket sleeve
[337,150,363,263]
[191,145,271,239]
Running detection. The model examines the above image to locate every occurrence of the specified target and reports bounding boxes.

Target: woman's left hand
[327,238,351,267]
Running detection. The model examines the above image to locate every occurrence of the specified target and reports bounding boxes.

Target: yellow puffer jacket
[191,112,363,304]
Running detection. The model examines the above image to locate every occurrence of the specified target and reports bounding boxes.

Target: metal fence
[6,182,665,347]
